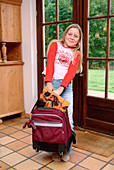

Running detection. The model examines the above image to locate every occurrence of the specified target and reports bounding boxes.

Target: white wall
[21,0,37,113]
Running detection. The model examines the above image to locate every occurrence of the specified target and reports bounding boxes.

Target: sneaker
[61,154,70,162]
[52,153,61,162]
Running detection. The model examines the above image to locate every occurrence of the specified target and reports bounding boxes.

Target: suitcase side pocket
[32,113,65,144]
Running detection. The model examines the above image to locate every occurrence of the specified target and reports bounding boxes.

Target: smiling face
[64,27,80,48]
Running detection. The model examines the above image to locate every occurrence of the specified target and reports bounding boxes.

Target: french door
[36,0,82,96]
[36,0,114,135]
[83,0,114,135]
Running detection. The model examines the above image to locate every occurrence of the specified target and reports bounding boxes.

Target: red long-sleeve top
[44,42,81,88]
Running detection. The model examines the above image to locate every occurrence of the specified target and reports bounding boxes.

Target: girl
[43,24,83,161]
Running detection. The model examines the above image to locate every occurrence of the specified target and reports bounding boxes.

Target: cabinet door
[0,3,21,42]
[0,65,24,117]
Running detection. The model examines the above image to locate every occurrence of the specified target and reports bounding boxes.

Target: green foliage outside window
[44,0,114,95]
[44,0,72,54]
[89,0,114,69]
[44,0,114,69]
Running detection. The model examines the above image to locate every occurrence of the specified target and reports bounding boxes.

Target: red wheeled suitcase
[23,107,76,155]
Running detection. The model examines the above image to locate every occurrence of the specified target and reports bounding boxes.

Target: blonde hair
[47,24,83,73]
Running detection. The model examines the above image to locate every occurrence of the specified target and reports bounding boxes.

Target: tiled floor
[0,114,114,170]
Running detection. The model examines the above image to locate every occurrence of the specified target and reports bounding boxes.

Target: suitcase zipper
[32,114,63,121]
[33,120,63,127]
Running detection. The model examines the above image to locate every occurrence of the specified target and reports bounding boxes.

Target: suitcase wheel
[35,147,39,152]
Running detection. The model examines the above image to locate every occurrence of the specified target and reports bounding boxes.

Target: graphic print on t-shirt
[56,50,72,67]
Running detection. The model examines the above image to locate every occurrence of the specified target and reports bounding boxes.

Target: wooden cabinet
[0,0,25,123]
[0,1,21,42]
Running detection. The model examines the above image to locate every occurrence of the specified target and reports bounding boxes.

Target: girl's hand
[53,86,64,96]
[46,82,54,91]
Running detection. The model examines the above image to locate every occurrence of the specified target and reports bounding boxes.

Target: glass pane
[43,25,56,56]
[43,0,56,23]
[89,0,107,17]
[59,22,72,39]
[59,0,72,21]
[88,60,106,98]
[110,17,114,58]
[44,58,47,72]
[89,19,107,58]
[108,61,114,99]
[111,0,114,14]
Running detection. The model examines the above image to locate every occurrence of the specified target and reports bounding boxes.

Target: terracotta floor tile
[91,153,114,162]
[14,159,43,170]
[69,150,87,164]
[10,131,29,139]
[79,157,106,170]
[0,160,10,169]
[12,123,24,130]
[1,152,26,166]
[74,147,92,155]
[20,135,32,144]
[71,165,87,170]
[18,145,37,157]
[47,160,75,170]
[31,151,52,165]
[0,124,8,130]
[102,164,114,170]
[12,117,23,121]
[110,159,114,165]
[0,132,5,138]
[40,167,52,170]
[23,127,32,134]
[3,120,19,126]
[18,118,29,123]
[0,136,16,145]
[6,140,28,151]
[0,146,13,157]
[1,127,18,134]
[0,116,113,170]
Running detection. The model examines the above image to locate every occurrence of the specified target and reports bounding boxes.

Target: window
[37,0,81,97]
[87,0,114,99]
[43,0,73,68]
